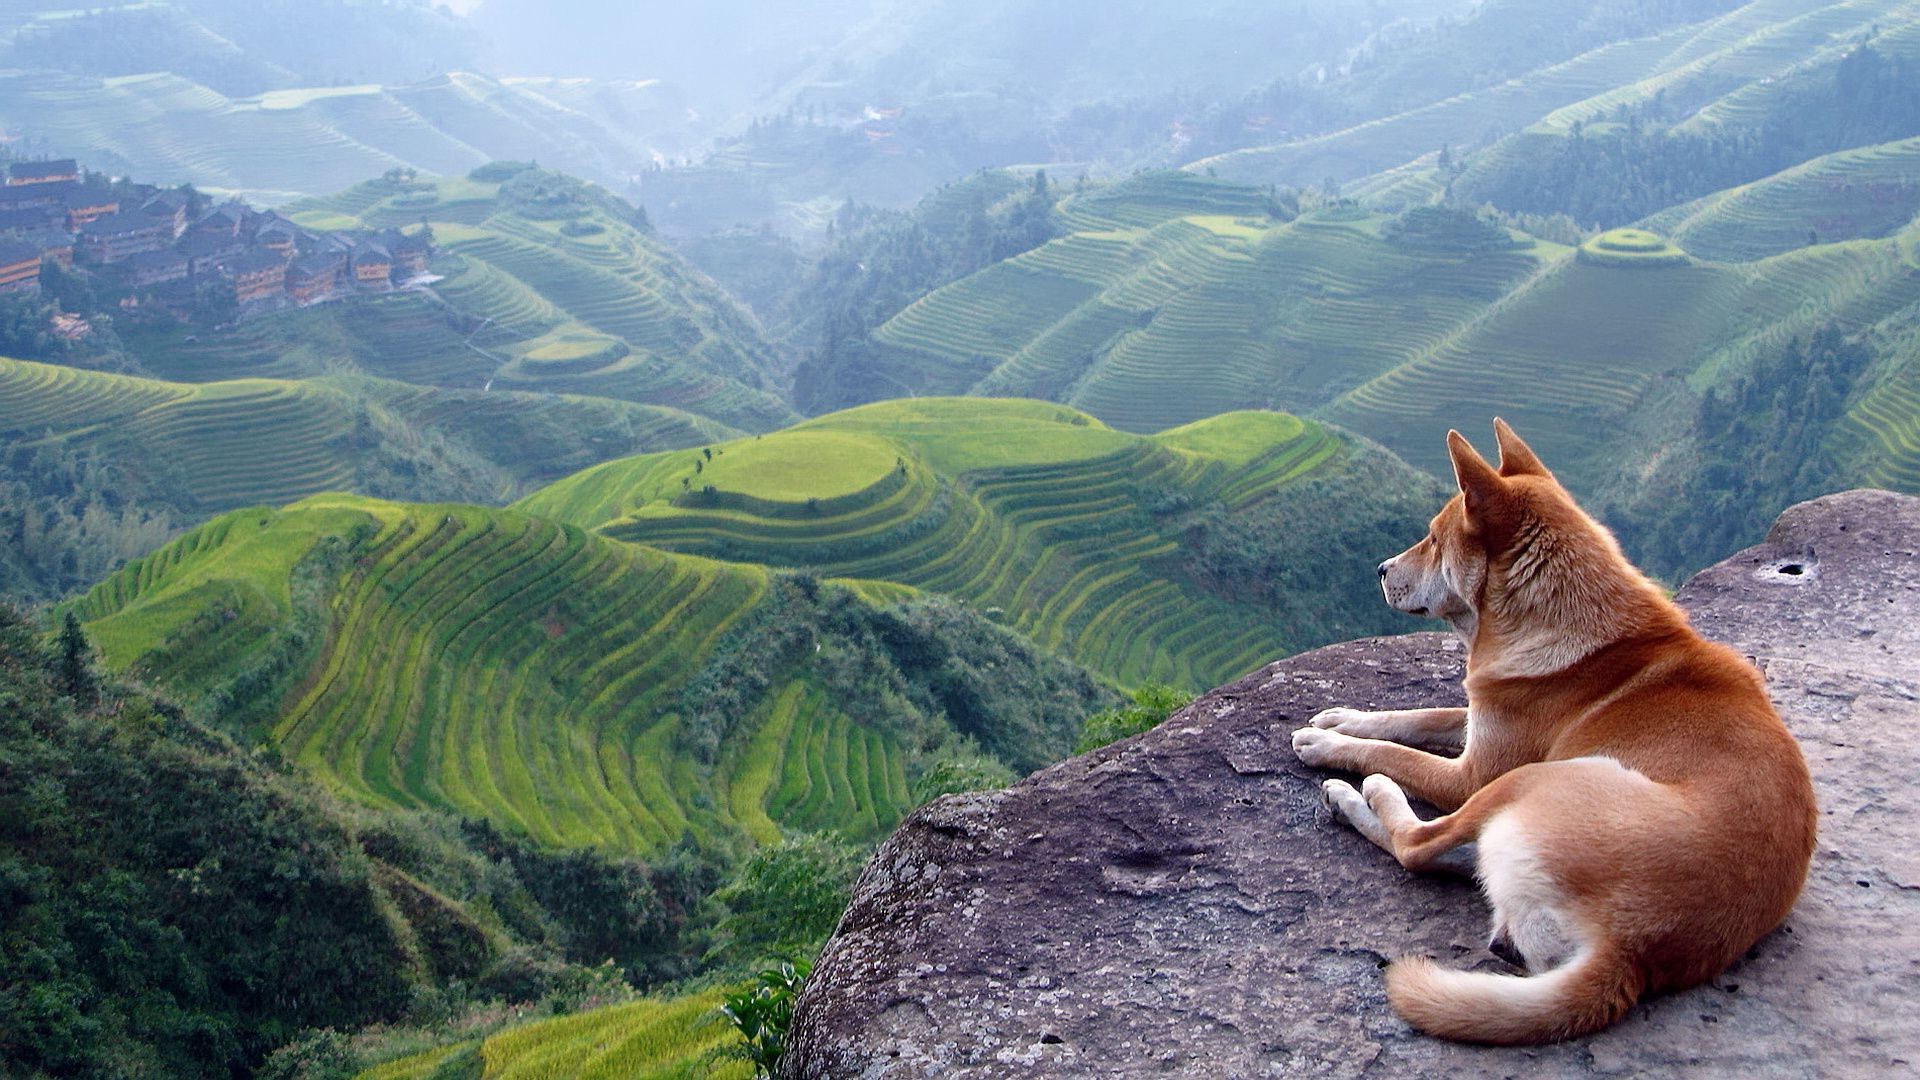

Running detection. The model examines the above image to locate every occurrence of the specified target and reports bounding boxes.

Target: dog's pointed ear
[1447,429,1503,515]
[1491,417,1548,477]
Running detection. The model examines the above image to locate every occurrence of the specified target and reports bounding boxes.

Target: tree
[55,611,97,707]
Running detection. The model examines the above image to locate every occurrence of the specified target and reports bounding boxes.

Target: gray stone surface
[784,490,1920,1078]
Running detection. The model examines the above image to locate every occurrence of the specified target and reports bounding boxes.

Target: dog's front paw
[1291,725,1360,768]
[1309,706,1372,731]
[1321,777,1365,819]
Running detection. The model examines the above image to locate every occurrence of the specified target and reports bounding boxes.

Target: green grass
[0,68,685,205]
[1577,228,1691,267]
[358,988,754,1080]
[68,489,988,853]
[282,171,798,433]
[858,201,1543,434]
[520,398,1369,689]
[1640,136,1920,261]
[0,355,736,512]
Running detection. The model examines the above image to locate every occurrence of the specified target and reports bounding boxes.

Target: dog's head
[1377,419,1557,629]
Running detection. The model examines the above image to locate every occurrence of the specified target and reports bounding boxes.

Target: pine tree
[55,611,97,707]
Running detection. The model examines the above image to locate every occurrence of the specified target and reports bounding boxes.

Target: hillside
[0,62,699,204]
[0,601,731,1079]
[257,166,798,431]
[69,493,1118,855]
[520,398,1444,690]
[0,355,735,600]
[1191,0,1901,190]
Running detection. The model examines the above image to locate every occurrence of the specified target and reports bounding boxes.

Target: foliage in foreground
[0,604,716,1078]
[721,959,812,1077]
[1076,683,1198,753]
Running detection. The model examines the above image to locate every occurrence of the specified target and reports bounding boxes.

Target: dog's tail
[1385,945,1642,1045]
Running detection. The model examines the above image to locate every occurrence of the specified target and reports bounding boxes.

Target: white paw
[1321,778,1367,822]
[1361,773,1403,805]
[1310,706,1371,730]
[1291,725,1358,768]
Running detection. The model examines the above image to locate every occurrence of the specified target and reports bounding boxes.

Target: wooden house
[7,159,78,187]
[0,240,41,294]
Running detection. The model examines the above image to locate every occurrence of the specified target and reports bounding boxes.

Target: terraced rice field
[0,356,731,512]
[71,490,937,852]
[866,204,1543,432]
[296,175,797,433]
[523,399,1348,689]
[1325,230,1920,484]
[357,987,753,1080]
[729,682,912,844]
[0,67,680,203]
[1,357,357,509]
[1189,19,1702,187]
[1640,137,1920,261]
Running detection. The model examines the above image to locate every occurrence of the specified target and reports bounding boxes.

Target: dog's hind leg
[1322,775,1477,877]
[1309,707,1467,753]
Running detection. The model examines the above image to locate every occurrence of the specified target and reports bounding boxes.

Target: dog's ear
[1447,429,1504,516]
[1491,418,1549,477]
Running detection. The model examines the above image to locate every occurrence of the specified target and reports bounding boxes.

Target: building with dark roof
[138,192,190,239]
[124,249,191,287]
[350,241,393,290]
[221,249,289,304]
[76,212,174,264]
[7,159,78,187]
[386,230,432,278]
[287,252,347,306]
[22,228,75,268]
[0,239,41,294]
[177,229,247,275]
[0,181,71,213]
[0,207,60,236]
[61,186,120,228]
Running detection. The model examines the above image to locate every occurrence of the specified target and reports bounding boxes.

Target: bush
[1075,683,1195,752]
[721,959,810,1077]
[910,754,1016,804]
[709,834,864,967]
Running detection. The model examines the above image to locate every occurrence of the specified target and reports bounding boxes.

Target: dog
[1290,420,1816,1045]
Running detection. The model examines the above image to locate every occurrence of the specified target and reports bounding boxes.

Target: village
[0,157,432,318]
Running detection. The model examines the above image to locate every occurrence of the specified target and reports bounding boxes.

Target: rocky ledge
[784,490,1920,1078]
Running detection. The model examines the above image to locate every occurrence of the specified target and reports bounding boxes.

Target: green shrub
[721,959,810,1077]
[1075,683,1195,752]
[709,834,863,967]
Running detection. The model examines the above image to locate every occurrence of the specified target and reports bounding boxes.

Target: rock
[784,491,1920,1078]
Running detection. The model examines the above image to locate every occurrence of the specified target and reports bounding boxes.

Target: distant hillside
[70,493,1118,854]
[0,355,734,600]
[112,166,797,432]
[0,69,698,204]
[521,398,1444,689]
[1190,0,1888,190]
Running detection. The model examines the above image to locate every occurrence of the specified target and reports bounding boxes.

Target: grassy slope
[0,68,683,203]
[519,397,1430,691]
[0,355,737,511]
[1325,225,1920,486]
[259,171,797,432]
[1192,0,1888,189]
[1638,136,1920,260]
[70,495,899,854]
[358,987,753,1080]
[856,176,1544,432]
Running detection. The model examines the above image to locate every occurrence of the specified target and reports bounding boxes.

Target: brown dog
[1290,420,1816,1044]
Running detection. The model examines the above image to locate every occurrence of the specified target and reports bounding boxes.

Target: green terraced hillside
[272,168,797,432]
[520,398,1443,691]
[853,186,1544,433]
[1324,225,1920,485]
[0,356,735,512]
[0,68,693,204]
[1194,0,1898,190]
[357,987,752,1080]
[70,492,1116,854]
[1639,136,1920,261]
